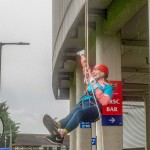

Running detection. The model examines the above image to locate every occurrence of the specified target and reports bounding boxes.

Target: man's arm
[77,50,92,83]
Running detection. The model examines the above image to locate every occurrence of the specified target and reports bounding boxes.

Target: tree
[0,101,20,147]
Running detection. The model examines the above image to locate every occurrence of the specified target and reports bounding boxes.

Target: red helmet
[94,64,109,75]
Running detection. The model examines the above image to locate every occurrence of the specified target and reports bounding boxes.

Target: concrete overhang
[103,0,147,32]
[52,0,113,99]
[52,0,149,100]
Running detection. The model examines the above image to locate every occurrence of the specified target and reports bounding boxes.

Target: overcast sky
[0,0,69,134]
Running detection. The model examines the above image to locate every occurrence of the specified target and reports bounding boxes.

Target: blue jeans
[59,99,101,133]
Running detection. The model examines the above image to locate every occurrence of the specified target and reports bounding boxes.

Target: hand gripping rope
[84,0,104,149]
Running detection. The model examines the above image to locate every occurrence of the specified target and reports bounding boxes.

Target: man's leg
[60,105,99,137]
[44,104,82,144]
[43,104,81,135]
[58,103,82,128]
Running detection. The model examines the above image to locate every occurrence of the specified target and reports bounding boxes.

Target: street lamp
[0,42,30,90]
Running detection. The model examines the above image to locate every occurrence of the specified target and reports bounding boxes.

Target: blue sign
[102,115,123,126]
[91,138,96,145]
[80,121,91,128]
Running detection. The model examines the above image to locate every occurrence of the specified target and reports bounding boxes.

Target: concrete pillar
[89,29,97,150]
[96,119,103,150]
[69,74,76,150]
[92,122,96,150]
[76,59,92,150]
[96,16,123,150]
[145,94,150,150]
[102,32,123,150]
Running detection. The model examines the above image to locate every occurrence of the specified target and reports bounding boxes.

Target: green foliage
[0,101,20,147]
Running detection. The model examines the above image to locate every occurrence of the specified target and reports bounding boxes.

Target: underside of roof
[52,0,149,100]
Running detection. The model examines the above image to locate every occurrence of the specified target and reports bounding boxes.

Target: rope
[84,0,102,122]
[85,0,89,68]
[84,0,104,149]
[82,0,88,109]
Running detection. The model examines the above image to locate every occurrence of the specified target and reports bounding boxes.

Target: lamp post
[3,125,12,149]
[0,42,30,90]
[3,122,19,149]
[0,117,3,139]
[9,125,12,150]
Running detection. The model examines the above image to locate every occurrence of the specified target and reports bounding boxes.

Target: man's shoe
[46,134,64,145]
[43,114,59,135]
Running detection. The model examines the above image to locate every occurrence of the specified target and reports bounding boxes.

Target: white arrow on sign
[109,117,115,123]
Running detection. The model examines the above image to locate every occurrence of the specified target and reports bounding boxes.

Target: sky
[0,0,69,134]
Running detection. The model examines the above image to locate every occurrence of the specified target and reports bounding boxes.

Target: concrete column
[69,74,76,150]
[76,59,92,150]
[96,16,123,150]
[89,29,97,150]
[92,122,96,150]
[145,94,150,150]
[102,32,123,150]
[96,119,103,150]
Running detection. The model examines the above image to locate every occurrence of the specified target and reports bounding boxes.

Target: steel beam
[103,0,147,32]
[122,40,149,47]
[122,67,149,73]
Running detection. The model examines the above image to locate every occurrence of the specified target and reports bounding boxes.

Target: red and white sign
[102,81,122,115]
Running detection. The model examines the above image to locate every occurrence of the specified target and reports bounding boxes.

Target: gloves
[76,50,85,56]
[89,77,98,89]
